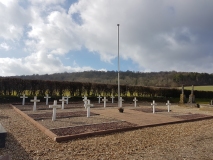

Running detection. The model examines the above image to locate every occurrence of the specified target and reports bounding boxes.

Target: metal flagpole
[117,24,120,107]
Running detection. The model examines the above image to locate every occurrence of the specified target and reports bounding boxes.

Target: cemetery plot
[12,102,213,142]
[50,121,138,136]
[27,111,99,120]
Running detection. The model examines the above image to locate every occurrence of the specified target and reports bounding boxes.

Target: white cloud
[71,0,213,73]
[0,50,94,76]
[1,0,213,76]
[29,0,65,5]
[0,0,31,41]
[0,42,10,51]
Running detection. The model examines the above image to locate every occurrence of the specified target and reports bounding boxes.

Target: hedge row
[0,77,213,99]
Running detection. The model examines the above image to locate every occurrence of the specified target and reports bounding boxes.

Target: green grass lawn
[182,86,213,91]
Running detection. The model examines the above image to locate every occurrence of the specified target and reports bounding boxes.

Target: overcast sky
[0,0,213,76]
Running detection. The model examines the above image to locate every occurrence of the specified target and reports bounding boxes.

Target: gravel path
[1,104,213,159]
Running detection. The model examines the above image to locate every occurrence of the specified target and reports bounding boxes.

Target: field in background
[182,86,213,91]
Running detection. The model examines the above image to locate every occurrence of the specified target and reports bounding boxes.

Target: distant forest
[10,71,213,87]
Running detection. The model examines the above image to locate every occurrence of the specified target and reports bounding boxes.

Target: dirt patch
[27,111,99,120]
[50,121,138,136]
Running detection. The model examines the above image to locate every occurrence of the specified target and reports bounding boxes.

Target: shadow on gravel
[0,132,33,160]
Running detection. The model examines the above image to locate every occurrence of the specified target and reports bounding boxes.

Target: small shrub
[196,103,200,108]
[118,107,124,113]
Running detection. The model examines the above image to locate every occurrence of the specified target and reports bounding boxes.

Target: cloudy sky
[0,0,213,76]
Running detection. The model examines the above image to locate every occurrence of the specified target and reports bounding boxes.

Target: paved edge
[11,104,213,143]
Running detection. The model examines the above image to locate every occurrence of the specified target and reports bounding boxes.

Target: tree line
[10,70,213,87]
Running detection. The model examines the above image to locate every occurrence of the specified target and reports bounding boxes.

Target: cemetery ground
[1,101,213,159]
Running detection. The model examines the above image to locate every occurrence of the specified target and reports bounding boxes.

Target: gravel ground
[1,104,213,159]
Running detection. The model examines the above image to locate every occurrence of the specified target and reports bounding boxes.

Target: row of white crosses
[97,95,115,104]
[98,96,125,108]
[20,94,71,106]
[96,96,138,108]
[151,100,171,114]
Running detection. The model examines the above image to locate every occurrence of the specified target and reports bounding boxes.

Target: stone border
[11,104,213,143]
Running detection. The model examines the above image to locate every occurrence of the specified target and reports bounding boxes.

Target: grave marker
[59,97,66,109]
[102,97,108,108]
[30,96,40,111]
[111,95,115,103]
[44,94,51,105]
[180,85,186,103]
[84,100,94,117]
[49,100,61,121]
[97,95,102,103]
[133,97,138,107]
[64,95,71,104]
[82,96,88,108]
[188,85,195,103]
[166,100,171,112]
[20,94,28,105]
[119,97,124,107]
[151,100,157,114]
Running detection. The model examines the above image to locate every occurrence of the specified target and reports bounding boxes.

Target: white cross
[119,97,124,107]
[133,97,138,107]
[82,95,87,99]
[30,96,40,111]
[20,94,28,105]
[166,100,171,112]
[97,95,102,103]
[84,100,94,117]
[102,97,108,108]
[82,96,88,108]
[49,100,61,121]
[63,95,71,104]
[44,94,51,105]
[151,100,157,114]
[111,95,115,103]
[59,97,66,109]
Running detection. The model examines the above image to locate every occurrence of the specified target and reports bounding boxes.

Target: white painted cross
[166,100,171,112]
[44,94,51,105]
[59,96,66,109]
[151,100,157,114]
[119,97,124,107]
[82,96,88,109]
[64,95,71,104]
[97,95,102,103]
[30,96,40,111]
[82,95,87,99]
[133,97,138,107]
[111,95,115,103]
[84,100,94,117]
[49,100,61,121]
[20,94,28,105]
[102,97,108,108]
